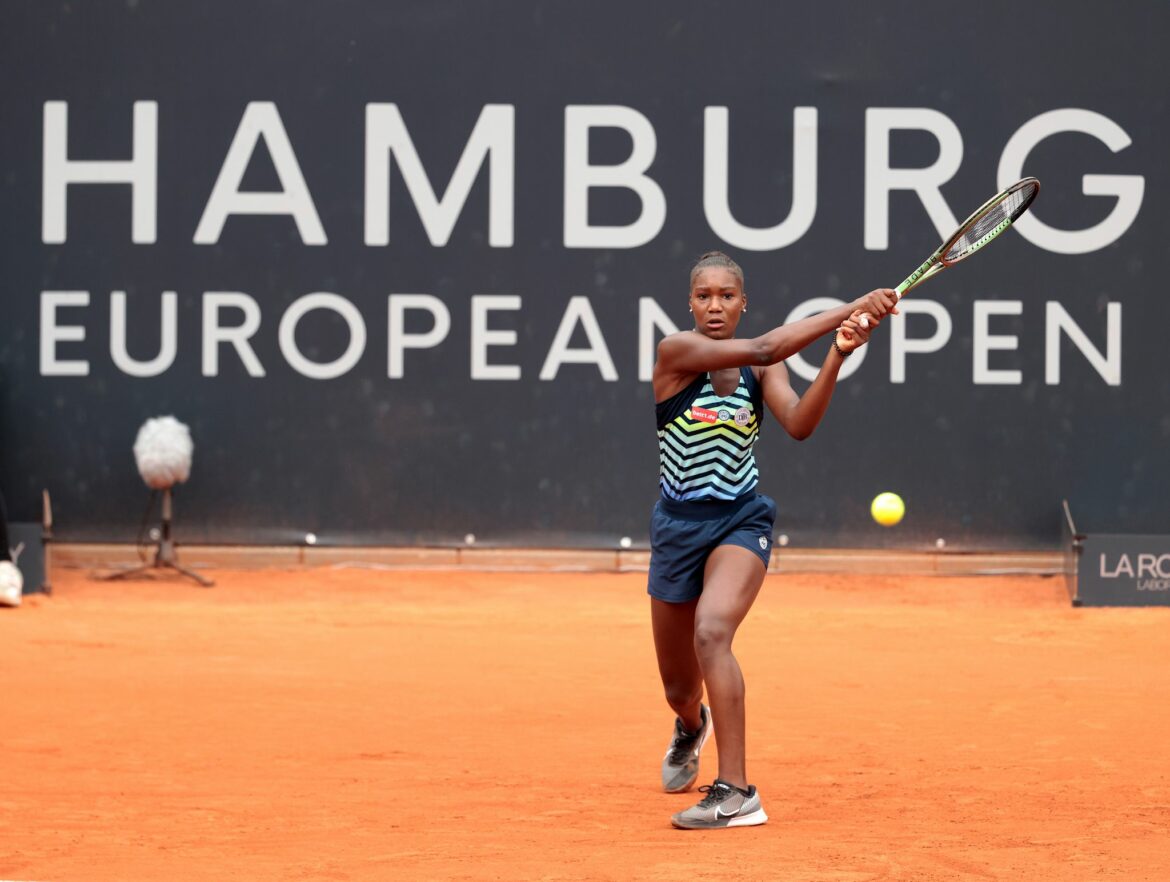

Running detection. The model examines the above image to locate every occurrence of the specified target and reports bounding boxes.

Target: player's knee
[663,681,702,712]
[693,618,733,658]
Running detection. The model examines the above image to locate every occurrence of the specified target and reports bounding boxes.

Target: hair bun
[690,250,744,285]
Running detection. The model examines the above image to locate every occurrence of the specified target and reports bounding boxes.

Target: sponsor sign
[1072,534,1170,607]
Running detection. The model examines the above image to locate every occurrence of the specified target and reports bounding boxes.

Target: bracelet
[832,331,852,358]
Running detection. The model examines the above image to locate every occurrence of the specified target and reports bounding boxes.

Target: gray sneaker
[671,779,768,829]
[661,704,712,792]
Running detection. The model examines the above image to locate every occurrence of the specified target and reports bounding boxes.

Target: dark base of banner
[1062,501,1170,607]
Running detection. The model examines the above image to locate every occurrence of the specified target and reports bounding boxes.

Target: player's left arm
[761,311,874,440]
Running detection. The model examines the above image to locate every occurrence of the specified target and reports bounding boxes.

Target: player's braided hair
[689,250,743,287]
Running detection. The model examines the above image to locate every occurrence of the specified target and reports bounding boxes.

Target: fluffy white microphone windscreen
[133,416,194,489]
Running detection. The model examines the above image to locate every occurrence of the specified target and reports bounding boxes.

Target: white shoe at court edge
[0,560,23,608]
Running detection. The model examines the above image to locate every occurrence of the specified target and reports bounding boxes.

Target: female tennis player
[651,251,897,829]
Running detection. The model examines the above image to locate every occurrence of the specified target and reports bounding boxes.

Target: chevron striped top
[656,368,763,501]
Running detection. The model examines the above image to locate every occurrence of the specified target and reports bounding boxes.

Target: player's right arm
[655,288,897,376]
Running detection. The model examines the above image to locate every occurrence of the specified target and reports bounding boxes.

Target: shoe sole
[662,710,713,793]
[671,807,768,830]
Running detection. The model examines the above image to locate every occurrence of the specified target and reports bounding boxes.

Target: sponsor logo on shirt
[691,406,719,423]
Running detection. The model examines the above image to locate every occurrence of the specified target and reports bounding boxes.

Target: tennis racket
[860,177,1040,328]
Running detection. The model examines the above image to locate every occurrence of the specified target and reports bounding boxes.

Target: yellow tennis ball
[871,492,905,527]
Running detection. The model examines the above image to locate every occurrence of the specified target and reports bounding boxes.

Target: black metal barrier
[8,523,49,596]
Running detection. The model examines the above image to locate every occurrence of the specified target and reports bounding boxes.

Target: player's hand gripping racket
[860,177,1040,328]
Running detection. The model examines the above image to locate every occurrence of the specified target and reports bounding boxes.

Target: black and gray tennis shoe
[670,778,768,829]
[661,703,712,792]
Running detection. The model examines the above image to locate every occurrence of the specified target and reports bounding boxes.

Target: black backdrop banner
[2,1,1167,550]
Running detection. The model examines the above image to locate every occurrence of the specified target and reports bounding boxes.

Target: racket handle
[857,288,902,329]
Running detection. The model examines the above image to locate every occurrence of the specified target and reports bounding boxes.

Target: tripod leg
[165,560,215,588]
[98,564,157,581]
[182,567,214,587]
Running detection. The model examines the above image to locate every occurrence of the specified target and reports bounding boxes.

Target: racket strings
[944,182,1038,263]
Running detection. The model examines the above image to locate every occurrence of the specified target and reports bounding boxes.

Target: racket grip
[858,288,901,329]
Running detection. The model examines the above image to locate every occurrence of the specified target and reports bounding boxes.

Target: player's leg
[650,596,703,729]
[0,488,11,561]
[670,543,768,829]
[651,596,712,791]
[647,498,715,791]
[693,544,765,789]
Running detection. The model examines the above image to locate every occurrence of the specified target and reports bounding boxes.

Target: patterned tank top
[655,367,763,501]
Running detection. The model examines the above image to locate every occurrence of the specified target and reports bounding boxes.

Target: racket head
[939,177,1040,267]
[861,177,1040,329]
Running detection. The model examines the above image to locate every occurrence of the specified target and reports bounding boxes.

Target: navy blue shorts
[647,492,776,603]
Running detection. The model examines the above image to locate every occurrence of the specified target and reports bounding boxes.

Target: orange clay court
[3,566,1168,882]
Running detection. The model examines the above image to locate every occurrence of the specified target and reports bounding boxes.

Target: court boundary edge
[52,543,1063,576]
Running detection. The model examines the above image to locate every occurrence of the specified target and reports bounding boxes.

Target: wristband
[832,331,852,358]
